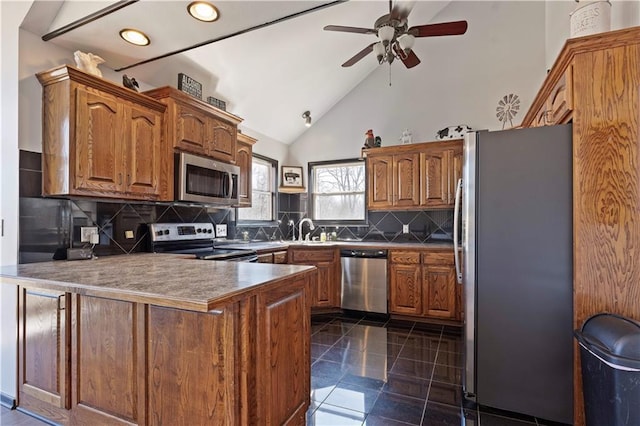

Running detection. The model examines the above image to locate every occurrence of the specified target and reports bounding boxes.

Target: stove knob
[207,229,213,233]
[156,230,163,236]
[197,228,202,233]
[163,229,170,235]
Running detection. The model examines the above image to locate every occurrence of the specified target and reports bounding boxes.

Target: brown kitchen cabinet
[420,142,462,208]
[36,65,170,201]
[366,153,420,210]
[18,287,70,417]
[256,249,288,264]
[389,249,461,323]
[144,86,242,164]
[288,246,340,309]
[236,132,257,207]
[365,140,462,210]
[15,268,313,425]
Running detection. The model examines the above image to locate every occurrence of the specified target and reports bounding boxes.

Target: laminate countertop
[218,240,455,252]
[0,253,315,312]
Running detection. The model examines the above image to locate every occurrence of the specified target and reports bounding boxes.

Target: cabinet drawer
[257,253,273,263]
[273,251,287,264]
[390,251,421,264]
[289,248,336,263]
[422,251,454,265]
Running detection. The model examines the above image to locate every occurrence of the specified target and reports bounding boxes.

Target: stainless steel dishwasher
[340,249,388,314]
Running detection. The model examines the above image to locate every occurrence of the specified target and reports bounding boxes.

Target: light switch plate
[402,224,409,234]
[215,224,227,238]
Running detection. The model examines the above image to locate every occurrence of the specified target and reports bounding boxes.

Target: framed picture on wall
[281,166,304,188]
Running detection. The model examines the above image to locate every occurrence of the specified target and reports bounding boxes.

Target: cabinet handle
[118,173,123,185]
[127,174,131,185]
[58,295,65,311]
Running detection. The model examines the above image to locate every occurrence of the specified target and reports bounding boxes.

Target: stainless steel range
[149,223,258,262]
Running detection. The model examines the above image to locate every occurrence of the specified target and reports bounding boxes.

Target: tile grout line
[419,325,444,425]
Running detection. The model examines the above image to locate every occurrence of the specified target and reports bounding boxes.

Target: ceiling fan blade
[342,43,376,67]
[324,25,377,35]
[409,20,468,37]
[401,50,421,68]
[390,0,415,22]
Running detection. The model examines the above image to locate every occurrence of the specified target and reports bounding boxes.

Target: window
[309,159,366,223]
[237,155,277,223]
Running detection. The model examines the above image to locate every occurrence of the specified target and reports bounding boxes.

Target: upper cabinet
[365,140,462,210]
[235,132,257,208]
[524,65,574,128]
[144,87,242,164]
[37,65,170,201]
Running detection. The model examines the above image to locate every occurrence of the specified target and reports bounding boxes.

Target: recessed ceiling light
[188,1,220,22]
[119,29,150,46]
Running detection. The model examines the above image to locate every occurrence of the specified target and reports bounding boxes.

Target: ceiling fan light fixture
[378,25,395,46]
[302,111,311,127]
[373,42,385,63]
[398,33,415,54]
[119,29,150,46]
[188,1,219,22]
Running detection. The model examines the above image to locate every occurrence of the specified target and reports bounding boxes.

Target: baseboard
[0,392,16,409]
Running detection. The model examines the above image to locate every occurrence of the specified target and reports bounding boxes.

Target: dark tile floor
[307,312,554,426]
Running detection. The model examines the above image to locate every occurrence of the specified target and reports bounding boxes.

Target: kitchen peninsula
[1,254,316,425]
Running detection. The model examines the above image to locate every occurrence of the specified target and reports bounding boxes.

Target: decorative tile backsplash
[18,150,454,263]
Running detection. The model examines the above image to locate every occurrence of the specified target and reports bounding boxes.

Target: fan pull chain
[389,64,392,87]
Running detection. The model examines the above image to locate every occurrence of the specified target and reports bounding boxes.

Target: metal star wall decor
[496,94,520,129]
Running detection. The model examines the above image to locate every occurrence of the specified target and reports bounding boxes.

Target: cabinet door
[394,153,420,208]
[175,103,208,155]
[367,155,394,209]
[124,104,162,198]
[208,118,237,163]
[18,287,70,414]
[236,140,253,207]
[256,277,310,425]
[421,150,448,208]
[75,88,123,193]
[313,263,334,308]
[389,263,422,315]
[448,145,463,205]
[423,264,457,319]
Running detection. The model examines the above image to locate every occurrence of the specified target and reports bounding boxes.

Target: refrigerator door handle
[453,178,463,284]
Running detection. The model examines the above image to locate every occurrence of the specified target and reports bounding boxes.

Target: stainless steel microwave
[175,152,240,205]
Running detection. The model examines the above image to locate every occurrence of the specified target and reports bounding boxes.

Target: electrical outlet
[215,224,227,238]
[402,224,409,234]
[80,226,98,242]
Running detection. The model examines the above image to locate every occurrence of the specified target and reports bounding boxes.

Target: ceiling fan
[324,0,468,69]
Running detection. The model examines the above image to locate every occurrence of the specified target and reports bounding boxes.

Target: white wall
[545,1,640,70]
[288,1,547,174]
[1,0,33,402]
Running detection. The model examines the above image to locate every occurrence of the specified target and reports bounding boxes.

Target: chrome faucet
[298,218,315,241]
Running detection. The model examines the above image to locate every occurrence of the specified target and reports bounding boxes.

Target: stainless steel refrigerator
[453,125,573,424]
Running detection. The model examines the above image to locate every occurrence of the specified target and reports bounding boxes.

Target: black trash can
[575,313,640,426]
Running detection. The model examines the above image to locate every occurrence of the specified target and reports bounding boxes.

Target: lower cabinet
[256,250,288,264]
[17,274,312,425]
[389,249,461,323]
[288,247,340,309]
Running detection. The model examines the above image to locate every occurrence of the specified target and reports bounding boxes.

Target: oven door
[176,152,239,205]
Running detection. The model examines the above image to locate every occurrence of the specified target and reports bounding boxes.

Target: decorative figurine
[374,136,382,147]
[436,124,472,140]
[122,74,139,91]
[73,50,105,77]
[400,129,412,144]
[364,129,375,148]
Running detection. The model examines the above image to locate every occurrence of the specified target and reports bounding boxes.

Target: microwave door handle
[226,171,233,199]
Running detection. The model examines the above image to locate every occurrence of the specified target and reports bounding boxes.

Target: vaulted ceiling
[22,1,458,144]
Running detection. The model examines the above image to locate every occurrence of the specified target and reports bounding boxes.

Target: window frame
[308,158,368,226]
[236,153,278,226]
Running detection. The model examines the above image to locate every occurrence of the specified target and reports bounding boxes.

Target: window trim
[236,153,278,226]
[308,158,368,226]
